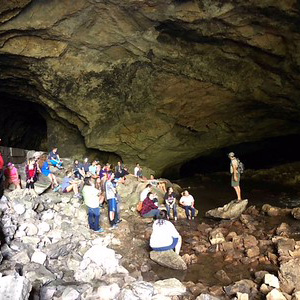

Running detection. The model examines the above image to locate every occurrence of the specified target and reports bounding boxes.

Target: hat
[228,152,235,157]
[7,162,14,167]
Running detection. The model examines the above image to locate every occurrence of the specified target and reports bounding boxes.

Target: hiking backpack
[237,158,245,174]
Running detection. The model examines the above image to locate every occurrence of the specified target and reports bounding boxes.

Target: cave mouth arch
[179,134,300,177]
[0,97,47,150]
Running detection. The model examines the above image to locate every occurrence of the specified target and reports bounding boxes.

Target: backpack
[237,158,245,174]
[136,201,143,212]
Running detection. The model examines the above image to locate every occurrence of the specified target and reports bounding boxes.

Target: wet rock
[224,279,257,297]
[279,258,300,294]
[153,278,186,296]
[214,270,231,285]
[291,208,300,220]
[209,228,225,245]
[262,204,291,217]
[206,200,248,220]
[0,273,32,300]
[264,274,280,289]
[150,250,187,270]
[266,289,287,300]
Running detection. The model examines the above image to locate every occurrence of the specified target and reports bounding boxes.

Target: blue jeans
[88,207,100,231]
[166,203,178,218]
[185,206,195,218]
[142,209,160,218]
[50,159,63,168]
[151,238,179,252]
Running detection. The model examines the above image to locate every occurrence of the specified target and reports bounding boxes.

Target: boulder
[61,287,80,300]
[209,228,225,245]
[130,281,154,300]
[150,250,187,270]
[262,204,291,217]
[31,251,47,265]
[196,294,221,300]
[0,274,32,300]
[94,284,120,300]
[279,258,300,294]
[264,274,280,289]
[153,278,186,296]
[206,200,248,220]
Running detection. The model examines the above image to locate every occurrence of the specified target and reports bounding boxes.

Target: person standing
[179,190,196,220]
[105,173,118,229]
[228,152,242,201]
[82,177,104,233]
[24,158,38,198]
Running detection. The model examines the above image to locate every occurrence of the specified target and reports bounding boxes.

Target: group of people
[138,184,196,221]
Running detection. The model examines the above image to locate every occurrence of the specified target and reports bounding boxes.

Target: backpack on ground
[237,158,245,174]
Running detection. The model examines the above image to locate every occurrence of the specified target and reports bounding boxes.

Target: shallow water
[151,172,300,284]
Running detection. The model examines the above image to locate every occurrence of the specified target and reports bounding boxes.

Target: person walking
[228,152,242,201]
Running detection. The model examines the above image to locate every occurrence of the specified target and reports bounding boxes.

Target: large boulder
[206,200,248,220]
[150,250,187,270]
[0,274,32,300]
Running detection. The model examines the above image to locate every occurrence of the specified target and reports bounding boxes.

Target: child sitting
[61,169,81,198]
[4,162,21,190]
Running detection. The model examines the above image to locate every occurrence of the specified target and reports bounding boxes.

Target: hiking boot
[96,228,105,233]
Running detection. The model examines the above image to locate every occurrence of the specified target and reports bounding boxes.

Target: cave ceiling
[0,0,300,174]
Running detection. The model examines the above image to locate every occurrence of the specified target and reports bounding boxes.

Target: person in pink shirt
[4,162,21,190]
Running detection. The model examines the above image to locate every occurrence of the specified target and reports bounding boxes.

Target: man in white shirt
[179,190,196,220]
[228,152,242,201]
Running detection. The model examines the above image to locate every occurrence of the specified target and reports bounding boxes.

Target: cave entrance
[180,134,300,177]
[0,97,47,150]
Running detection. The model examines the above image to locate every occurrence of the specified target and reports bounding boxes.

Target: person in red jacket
[141,192,160,218]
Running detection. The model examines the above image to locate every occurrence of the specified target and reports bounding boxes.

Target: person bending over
[82,177,104,233]
[150,210,182,255]
[141,192,160,218]
[179,190,196,220]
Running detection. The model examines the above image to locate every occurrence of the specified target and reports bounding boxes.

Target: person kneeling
[150,210,182,255]
[82,177,104,233]
[141,192,160,218]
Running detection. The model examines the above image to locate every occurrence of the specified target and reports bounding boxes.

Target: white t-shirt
[180,194,194,206]
[150,220,180,248]
[230,158,238,174]
[140,187,150,202]
[82,185,99,208]
[134,166,140,177]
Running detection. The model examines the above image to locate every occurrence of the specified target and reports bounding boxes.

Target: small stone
[37,222,51,235]
[61,287,80,300]
[266,289,287,300]
[14,203,25,215]
[237,292,249,300]
[31,251,47,265]
[260,283,272,295]
[264,274,280,289]
[95,283,120,300]
[25,223,38,236]
[153,278,186,296]
[246,246,260,258]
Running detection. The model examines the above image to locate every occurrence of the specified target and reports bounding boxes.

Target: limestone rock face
[206,199,248,220]
[0,1,300,174]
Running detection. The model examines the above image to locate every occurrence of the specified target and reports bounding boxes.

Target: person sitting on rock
[39,154,59,189]
[150,210,182,255]
[73,159,85,180]
[179,190,196,220]
[88,160,100,185]
[115,161,128,179]
[61,169,81,198]
[82,177,104,233]
[148,174,167,193]
[141,192,160,218]
[82,157,90,175]
[4,162,21,190]
[49,147,63,169]
[105,173,118,229]
[24,158,38,198]
[164,187,178,221]
[134,163,145,180]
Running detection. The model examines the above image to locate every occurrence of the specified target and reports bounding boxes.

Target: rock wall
[0,0,299,174]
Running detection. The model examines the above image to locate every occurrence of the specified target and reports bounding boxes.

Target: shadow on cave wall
[180,134,300,177]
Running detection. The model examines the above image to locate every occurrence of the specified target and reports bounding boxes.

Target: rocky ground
[1,159,300,299]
